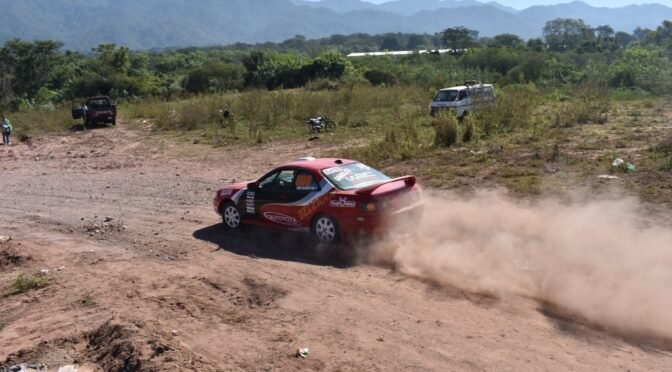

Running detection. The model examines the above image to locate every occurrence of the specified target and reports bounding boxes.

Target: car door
[257,169,320,228]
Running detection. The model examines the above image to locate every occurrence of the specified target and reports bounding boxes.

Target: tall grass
[5,106,73,138]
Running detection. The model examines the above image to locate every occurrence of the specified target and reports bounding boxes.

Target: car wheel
[312,214,340,243]
[221,202,242,230]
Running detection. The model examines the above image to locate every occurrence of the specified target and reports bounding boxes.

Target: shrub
[11,273,53,294]
[434,114,459,147]
[462,115,476,142]
[364,70,398,86]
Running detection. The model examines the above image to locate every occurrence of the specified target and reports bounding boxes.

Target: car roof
[281,157,358,172]
[440,84,493,91]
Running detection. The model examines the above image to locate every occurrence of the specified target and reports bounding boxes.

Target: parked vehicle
[213,157,423,244]
[430,82,495,119]
[72,96,117,127]
[306,115,336,133]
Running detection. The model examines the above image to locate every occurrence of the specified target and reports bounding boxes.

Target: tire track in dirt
[1,123,672,370]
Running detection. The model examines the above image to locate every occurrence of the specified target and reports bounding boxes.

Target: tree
[526,38,545,52]
[184,61,245,93]
[543,18,594,51]
[406,34,427,50]
[615,32,634,49]
[0,39,64,101]
[381,34,402,51]
[441,27,477,50]
[488,33,524,49]
[595,25,616,51]
[300,51,350,82]
[633,27,652,42]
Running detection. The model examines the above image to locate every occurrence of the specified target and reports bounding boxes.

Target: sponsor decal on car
[298,193,331,220]
[295,174,318,191]
[263,212,301,227]
[246,191,255,214]
[322,167,342,175]
[330,197,356,208]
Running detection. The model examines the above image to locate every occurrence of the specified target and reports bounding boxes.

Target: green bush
[11,273,53,294]
[433,114,459,147]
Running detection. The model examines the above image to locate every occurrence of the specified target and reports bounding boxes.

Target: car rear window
[321,163,390,190]
[86,98,112,108]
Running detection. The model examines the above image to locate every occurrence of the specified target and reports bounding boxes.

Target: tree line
[1,18,672,111]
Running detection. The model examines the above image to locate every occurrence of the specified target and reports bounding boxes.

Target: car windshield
[321,163,391,190]
[86,99,112,108]
[434,90,459,102]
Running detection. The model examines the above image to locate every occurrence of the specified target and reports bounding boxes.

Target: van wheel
[460,111,469,122]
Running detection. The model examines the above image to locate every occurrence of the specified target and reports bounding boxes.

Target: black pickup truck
[72,96,117,126]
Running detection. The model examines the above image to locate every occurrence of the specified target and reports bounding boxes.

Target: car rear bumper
[340,200,424,240]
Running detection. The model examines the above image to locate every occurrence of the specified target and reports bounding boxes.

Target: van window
[484,86,494,98]
[458,90,469,101]
[434,90,459,102]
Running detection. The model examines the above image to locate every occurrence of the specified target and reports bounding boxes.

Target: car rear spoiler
[355,176,416,196]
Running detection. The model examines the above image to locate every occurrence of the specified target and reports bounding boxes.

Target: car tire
[312,213,341,244]
[220,202,243,230]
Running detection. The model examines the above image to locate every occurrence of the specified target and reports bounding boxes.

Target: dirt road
[1,123,671,371]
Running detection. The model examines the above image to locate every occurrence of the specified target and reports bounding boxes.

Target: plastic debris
[296,347,310,358]
[0,364,47,372]
[598,175,620,180]
[612,158,636,173]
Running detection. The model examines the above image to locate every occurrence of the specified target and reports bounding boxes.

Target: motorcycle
[306,115,336,133]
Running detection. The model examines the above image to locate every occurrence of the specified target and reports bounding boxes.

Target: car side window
[295,171,319,191]
[259,170,296,192]
[258,171,279,190]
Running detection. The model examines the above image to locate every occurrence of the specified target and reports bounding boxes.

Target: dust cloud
[367,191,672,339]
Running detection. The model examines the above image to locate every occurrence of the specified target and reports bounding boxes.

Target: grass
[79,295,97,307]
[6,105,74,140]
[11,273,53,295]
[9,83,672,204]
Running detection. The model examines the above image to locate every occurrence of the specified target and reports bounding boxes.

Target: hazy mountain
[519,1,672,33]
[296,0,514,15]
[293,0,379,13]
[0,0,669,50]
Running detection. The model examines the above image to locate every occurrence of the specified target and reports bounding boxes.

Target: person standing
[1,113,12,146]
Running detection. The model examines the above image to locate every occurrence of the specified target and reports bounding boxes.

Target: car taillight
[361,200,387,213]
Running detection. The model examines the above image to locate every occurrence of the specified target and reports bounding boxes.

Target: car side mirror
[247,182,259,191]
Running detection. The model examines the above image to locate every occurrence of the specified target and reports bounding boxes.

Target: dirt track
[1,123,671,371]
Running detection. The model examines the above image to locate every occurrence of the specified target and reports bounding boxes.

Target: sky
[360,0,672,10]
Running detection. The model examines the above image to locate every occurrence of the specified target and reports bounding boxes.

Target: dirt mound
[0,242,32,268]
[85,322,143,372]
[2,322,175,372]
[82,218,127,239]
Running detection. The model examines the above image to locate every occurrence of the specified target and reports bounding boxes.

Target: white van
[430,82,495,118]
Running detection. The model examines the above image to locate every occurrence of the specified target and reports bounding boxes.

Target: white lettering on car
[330,197,356,208]
[246,191,255,214]
[263,212,301,227]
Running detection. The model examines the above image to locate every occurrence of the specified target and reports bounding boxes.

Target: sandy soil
[1,123,671,371]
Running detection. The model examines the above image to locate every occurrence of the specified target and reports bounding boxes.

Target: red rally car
[213,158,423,243]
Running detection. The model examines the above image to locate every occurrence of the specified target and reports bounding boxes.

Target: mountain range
[0,0,670,51]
